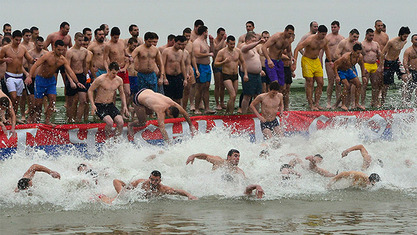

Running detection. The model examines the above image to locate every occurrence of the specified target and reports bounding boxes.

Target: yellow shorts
[364,63,377,74]
[301,56,323,78]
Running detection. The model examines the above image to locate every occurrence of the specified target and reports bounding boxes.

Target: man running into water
[88,62,128,137]
[403,34,417,103]
[129,88,196,144]
[328,171,380,189]
[305,154,336,177]
[380,26,410,106]
[293,25,333,110]
[99,170,197,204]
[15,164,61,192]
[250,81,283,140]
[212,27,227,110]
[341,144,372,171]
[333,43,366,111]
[362,28,382,108]
[186,149,264,198]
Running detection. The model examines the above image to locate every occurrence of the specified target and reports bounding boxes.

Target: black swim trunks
[383,58,405,85]
[95,103,120,120]
[133,88,147,106]
[222,73,238,82]
[56,65,66,74]
[163,74,184,100]
[76,73,88,93]
[260,118,279,132]
[284,66,292,84]
[261,67,270,84]
[64,77,78,97]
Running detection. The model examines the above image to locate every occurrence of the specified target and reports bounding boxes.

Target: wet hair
[226,35,235,42]
[36,36,44,42]
[314,154,323,159]
[3,23,11,30]
[128,24,138,32]
[262,31,270,35]
[12,30,22,38]
[318,25,328,33]
[217,27,225,34]
[167,34,175,41]
[412,34,417,41]
[280,164,292,172]
[183,27,192,35]
[174,35,186,43]
[285,25,295,31]
[110,27,120,36]
[168,106,179,118]
[30,26,39,33]
[366,28,374,35]
[2,37,11,45]
[77,163,87,171]
[194,19,204,28]
[245,32,256,42]
[349,29,359,35]
[17,178,31,190]
[331,20,340,27]
[398,26,411,36]
[82,27,92,35]
[108,62,119,71]
[197,26,208,36]
[74,32,84,40]
[227,149,240,157]
[22,28,31,35]
[246,21,255,27]
[54,40,64,47]
[353,43,362,51]
[144,31,156,41]
[368,173,381,183]
[94,28,103,36]
[60,21,70,29]
[0,97,10,108]
[151,170,161,177]
[269,81,280,91]
[128,37,138,44]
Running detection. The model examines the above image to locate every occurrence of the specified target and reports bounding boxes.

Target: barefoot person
[99,170,197,204]
[15,164,61,192]
[186,149,264,198]
[129,89,196,144]
[0,91,16,137]
[403,34,417,103]
[293,25,333,110]
[25,40,84,125]
[362,28,382,107]
[212,27,227,110]
[249,81,283,140]
[88,62,128,137]
[88,28,106,78]
[328,171,380,189]
[333,44,366,111]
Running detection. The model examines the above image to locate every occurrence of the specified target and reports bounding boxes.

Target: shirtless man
[362,29,382,107]
[328,171,380,189]
[214,35,247,114]
[44,22,72,56]
[257,31,270,93]
[324,21,344,108]
[15,164,60,192]
[88,28,106,78]
[305,154,336,177]
[380,26,410,106]
[21,29,34,118]
[103,27,130,101]
[293,25,333,110]
[129,89,196,144]
[125,24,144,46]
[26,40,84,125]
[297,21,318,55]
[262,25,295,90]
[341,144,372,171]
[100,24,110,42]
[0,38,11,94]
[212,27,227,110]
[281,34,295,110]
[240,33,263,113]
[190,19,204,42]
[373,20,389,52]
[125,38,139,107]
[83,28,92,42]
[403,34,417,103]
[66,32,89,123]
[186,149,264,198]
[131,32,164,92]
[0,30,34,123]
[99,170,197,204]
[333,44,366,111]
[158,34,175,54]
[250,81,283,139]
[30,27,39,44]
[88,62,128,137]
[182,28,198,111]
[193,26,215,114]
[237,21,260,47]
[0,91,16,136]
[162,35,188,104]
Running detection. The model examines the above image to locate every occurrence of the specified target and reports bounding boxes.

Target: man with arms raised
[88,62,128,137]
[15,164,60,193]
[26,40,84,125]
[293,25,333,110]
[362,29,382,107]
[186,149,264,198]
[88,28,106,78]
[380,26,410,105]
[212,27,227,110]
[403,34,417,103]
[250,81,283,139]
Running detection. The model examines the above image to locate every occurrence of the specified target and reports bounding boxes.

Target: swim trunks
[222,73,238,82]
[117,70,129,84]
[95,103,120,120]
[212,62,222,73]
[383,58,405,85]
[129,76,139,95]
[240,71,262,95]
[163,74,184,100]
[77,73,88,93]
[284,66,292,84]
[301,56,323,78]
[364,63,378,74]
[196,64,211,83]
[55,65,65,74]
[34,75,57,99]
[338,68,357,81]
[5,72,24,96]
[64,77,78,97]
[407,69,417,90]
[260,118,279,132]
[96,68,107,78]
[261,67,270,84]
[23,73,35,95]
[137,72,158,92]
[265,59,285,86]
[133,88,147,107]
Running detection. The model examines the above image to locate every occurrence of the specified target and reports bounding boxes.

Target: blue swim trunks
[34,75,57,99]
[338,67,357,81]
[96,69,107,78]
[129,76,139,95]
[196,64,212,83]
[137,72,158,92]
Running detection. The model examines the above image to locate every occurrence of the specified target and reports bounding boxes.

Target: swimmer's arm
[24,164,61,179]
[334,41,345,60]
[117,80,129,117]
[186,153,224,165]
[88,78,101,114]
[244,184,264,199]
[249,95,263,120]
[180,52,188,84]
[342,145,371,170]
[43,35,52,50]
[162,185,198,200]
[128,179,146,189]
[238,50,248,79]
[380,41,391,63]
[156,111,170,144]
[313,166,336,177]
[333,57,343,80]
[64,59,81,85]
[278,93,284,116]
[176,104,196,136]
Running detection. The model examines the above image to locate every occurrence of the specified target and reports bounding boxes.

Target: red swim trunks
[117,71,130,84]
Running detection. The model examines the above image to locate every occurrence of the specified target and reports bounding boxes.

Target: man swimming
[15,164,61,192]
[305,154,336,177]
[328,171,380,189]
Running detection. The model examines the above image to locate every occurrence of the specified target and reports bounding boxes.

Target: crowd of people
[0,19,415,140]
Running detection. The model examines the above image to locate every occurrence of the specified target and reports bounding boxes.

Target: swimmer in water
[15,164,61,192]
[77,163,99,185]
[328,171,380,189]
[186,149,264,198]
[280,157,303,180]
[341,144,372,171]
[99,170,197,204]
[305,154,336,177]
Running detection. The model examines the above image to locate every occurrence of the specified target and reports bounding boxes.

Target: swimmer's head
[377,159,384,168]
[149,170,162,188]
[313,154,323,163]
[280,164,292,172]
[221,174,234,182]
[166,106,179,118]
[368,173,380,185]
[77,163,88,172]
[17,178,31,190]
[259,149,269,158]
[227,149,240,166]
